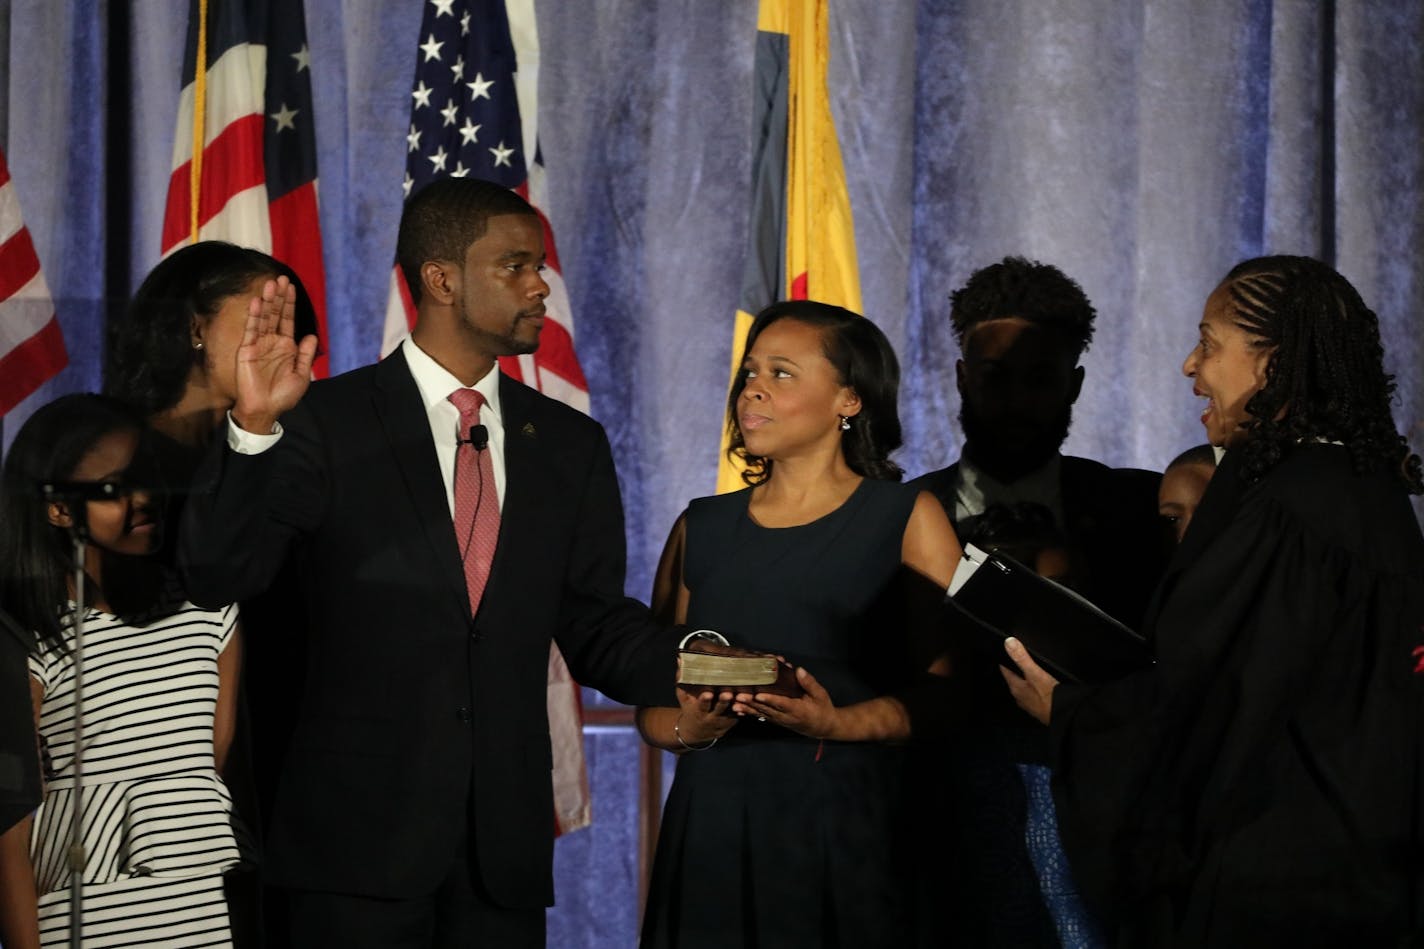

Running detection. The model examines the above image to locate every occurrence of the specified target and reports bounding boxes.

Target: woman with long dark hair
[637,300,962,948]
[106,240,318,481]
[1005,256,1424,945]
[0,394,243,947]
[104,242,317,948]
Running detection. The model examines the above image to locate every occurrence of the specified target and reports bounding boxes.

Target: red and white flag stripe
[0,151,67,417]
[162,45,271,255]
[161,2,330,378]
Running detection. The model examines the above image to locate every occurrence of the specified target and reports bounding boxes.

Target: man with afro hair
[914,256,1164,631]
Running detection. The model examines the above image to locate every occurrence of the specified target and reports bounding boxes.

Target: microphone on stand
[38,480,130,501]
[31,479,105,946]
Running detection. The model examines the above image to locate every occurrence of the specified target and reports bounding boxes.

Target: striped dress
[27,599,244,948]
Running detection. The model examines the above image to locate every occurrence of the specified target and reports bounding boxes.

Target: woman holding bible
[635,301,962,948]
[1005,256,1424,946]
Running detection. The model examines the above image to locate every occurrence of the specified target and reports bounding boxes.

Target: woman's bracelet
[674,714,718,752]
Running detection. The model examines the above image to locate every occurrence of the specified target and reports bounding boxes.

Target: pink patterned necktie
[449,388,501,615]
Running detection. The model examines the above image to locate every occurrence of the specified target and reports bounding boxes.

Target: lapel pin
[522,422,537,438]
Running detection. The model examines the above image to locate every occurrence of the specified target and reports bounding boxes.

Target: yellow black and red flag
[718,0,862,493]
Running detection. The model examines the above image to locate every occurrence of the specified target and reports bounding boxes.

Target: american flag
[384,0,593,834]
[161,0,330,378]
[0,146,66,418]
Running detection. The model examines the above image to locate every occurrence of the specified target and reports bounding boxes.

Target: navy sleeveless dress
[641,479,922,949]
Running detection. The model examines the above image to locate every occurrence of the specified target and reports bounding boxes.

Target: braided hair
[1218,255,1422,492]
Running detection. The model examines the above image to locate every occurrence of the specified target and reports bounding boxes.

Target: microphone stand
[39,483,110,949]
[64,522,87,949]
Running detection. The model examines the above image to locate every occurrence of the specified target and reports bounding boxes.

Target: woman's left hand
[734,667,840,740]
[1000,637,1058,725]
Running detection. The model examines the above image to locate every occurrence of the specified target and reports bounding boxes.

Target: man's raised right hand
[231,276,319,434]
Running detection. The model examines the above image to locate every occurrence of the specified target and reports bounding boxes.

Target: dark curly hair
[0,394,147,654]
[1218,255,1422,493]
[726,300,903,486]
[106,241,318,414]
[950,256,1097,360]
[396,176,537,304]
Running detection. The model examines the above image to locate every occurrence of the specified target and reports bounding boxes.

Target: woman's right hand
[232,276,318,434]
[673,682,737,748]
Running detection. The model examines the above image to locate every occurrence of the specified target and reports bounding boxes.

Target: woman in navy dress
[637,301,963,948]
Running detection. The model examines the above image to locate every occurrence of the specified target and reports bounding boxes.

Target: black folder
[945,543,1151,684]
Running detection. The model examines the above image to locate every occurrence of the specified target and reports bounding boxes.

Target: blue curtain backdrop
[4,1,1422,945]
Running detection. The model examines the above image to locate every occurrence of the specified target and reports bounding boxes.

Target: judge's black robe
[1051,444,1424,947]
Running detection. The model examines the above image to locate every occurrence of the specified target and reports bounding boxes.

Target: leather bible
[677,637,805,698]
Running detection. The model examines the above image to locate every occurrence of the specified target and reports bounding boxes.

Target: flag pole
[189,0,209,243]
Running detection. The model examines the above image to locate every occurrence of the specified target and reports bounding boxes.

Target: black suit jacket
[0,609,40,835]
[910,456,1167,942]
[180,351,676,906]
[913,455,1166,631]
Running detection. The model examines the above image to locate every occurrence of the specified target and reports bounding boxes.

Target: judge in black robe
[1005,255,1424,946]
[1051,445,1423,945]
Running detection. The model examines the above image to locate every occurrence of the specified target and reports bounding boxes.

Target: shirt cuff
[227,412,284,455]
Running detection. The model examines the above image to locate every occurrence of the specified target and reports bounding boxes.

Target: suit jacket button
[468,622,481,642]
[456,707,471,723]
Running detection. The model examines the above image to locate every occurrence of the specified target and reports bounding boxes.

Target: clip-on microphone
[460,424,489,451]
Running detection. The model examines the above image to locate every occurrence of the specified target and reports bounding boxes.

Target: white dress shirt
[949,454,1064,527]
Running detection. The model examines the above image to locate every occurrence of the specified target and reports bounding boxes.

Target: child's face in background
[48,429,161,557]
[1159,461,1214,544]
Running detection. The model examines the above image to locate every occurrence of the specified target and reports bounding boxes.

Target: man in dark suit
[913,256,1163,630]
[910,257,1163,947]
[180,178,677,947]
